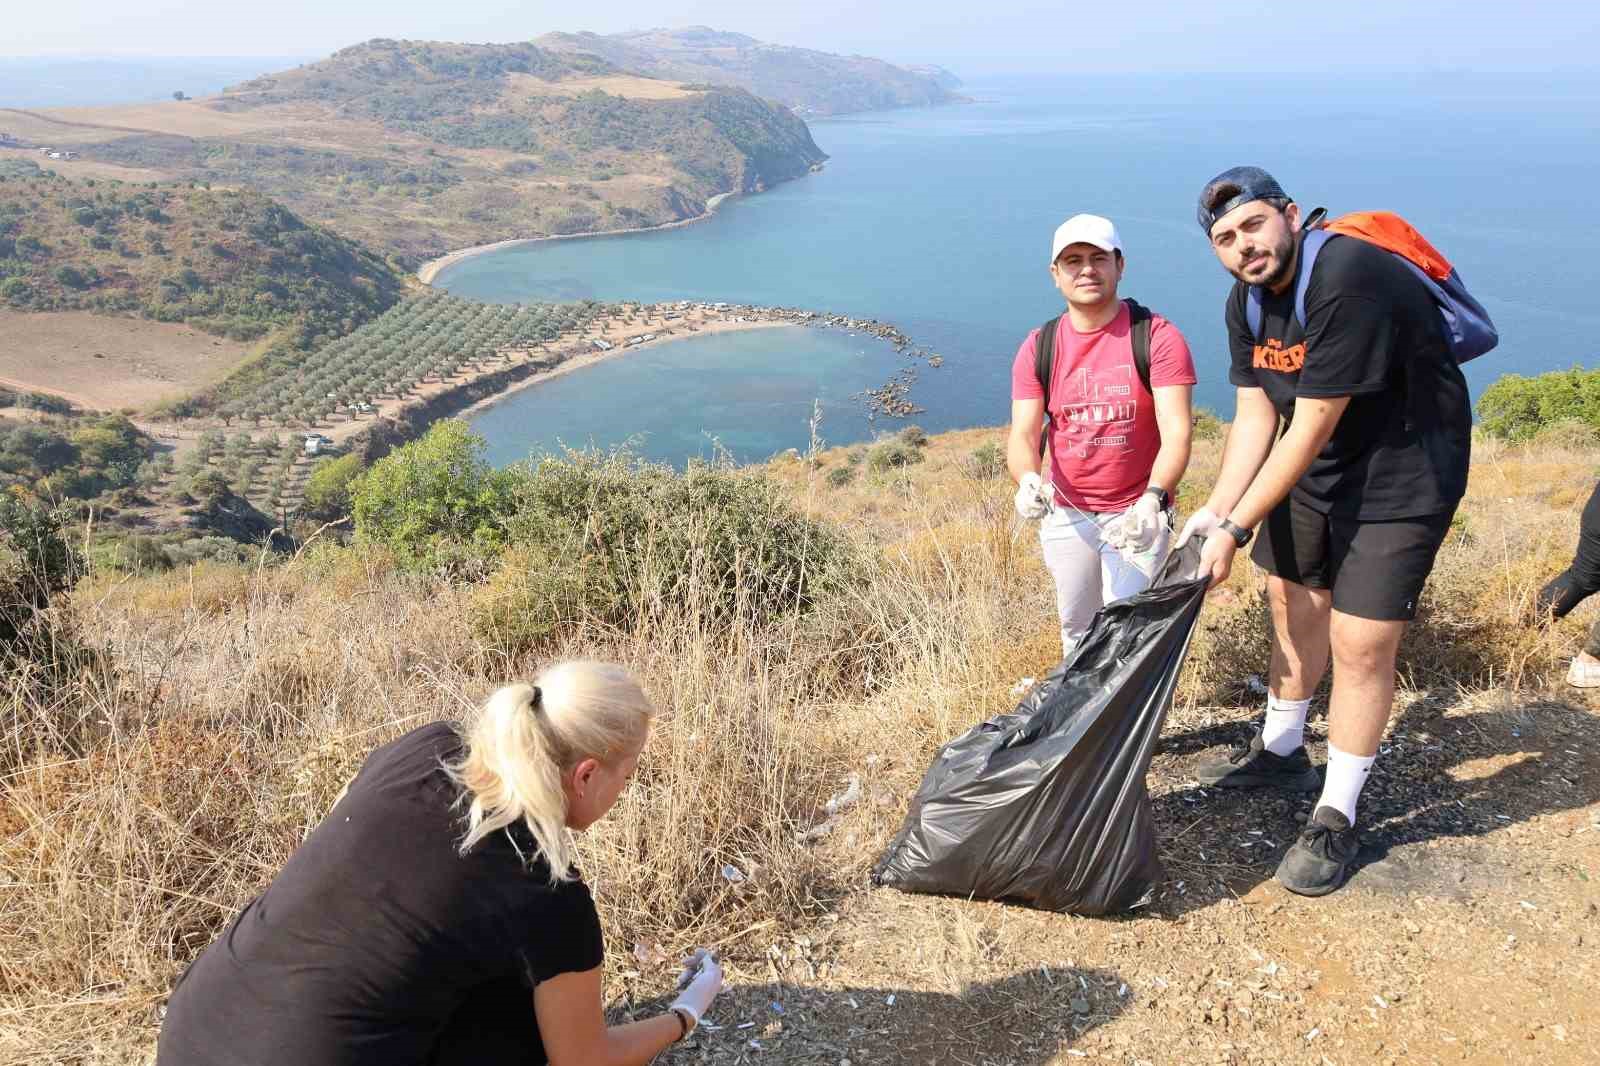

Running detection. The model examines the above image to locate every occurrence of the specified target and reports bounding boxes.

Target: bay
[440,72,1600,467]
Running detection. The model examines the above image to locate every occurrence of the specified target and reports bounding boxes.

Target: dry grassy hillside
[2,425,1596,1064]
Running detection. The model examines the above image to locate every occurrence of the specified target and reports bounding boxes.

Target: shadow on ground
[619,967,1128,1065]
[1148,689,1599,914]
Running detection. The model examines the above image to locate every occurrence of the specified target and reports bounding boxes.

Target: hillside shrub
[867,437,924,472]
[825,465,856,488]
[301,453,365,521]
[963,441,1004,479]
[1477,366,1600,441]
[351,420,520,571]
[473,448,859,652]
[1192,407,1224,440]
[0,498,77,649]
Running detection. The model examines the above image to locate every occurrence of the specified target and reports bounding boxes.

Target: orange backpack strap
[1324,211,1454,281]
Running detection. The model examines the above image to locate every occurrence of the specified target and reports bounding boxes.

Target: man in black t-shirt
[1175,165,1471,897]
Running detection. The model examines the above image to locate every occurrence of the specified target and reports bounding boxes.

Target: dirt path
[0,106,177,138]
[642,690,1598,1066]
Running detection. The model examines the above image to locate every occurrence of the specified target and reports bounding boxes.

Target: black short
[1249,496,1456,621]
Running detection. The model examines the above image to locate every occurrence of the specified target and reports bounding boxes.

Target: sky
[6,0,1600,74]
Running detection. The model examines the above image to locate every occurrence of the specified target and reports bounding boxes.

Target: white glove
[669,948,724,1025]
[1013,472,1051,520]
[1104,493,1165,554]
[1175,506,1221,550]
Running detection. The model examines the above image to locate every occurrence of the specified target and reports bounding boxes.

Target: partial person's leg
[1538,481,1600,618]
[1040,510,1107,657]
[1277,511,1450,897]
[1197,499,1326,789]
[1262,575,1332,754]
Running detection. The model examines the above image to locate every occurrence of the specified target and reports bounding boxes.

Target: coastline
[452,317,785,420]
[415,191,740,286]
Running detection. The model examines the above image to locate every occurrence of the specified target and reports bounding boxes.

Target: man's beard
[1232,232,1298,290]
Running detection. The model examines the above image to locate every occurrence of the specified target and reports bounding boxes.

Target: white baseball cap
[1050,214,1122,264]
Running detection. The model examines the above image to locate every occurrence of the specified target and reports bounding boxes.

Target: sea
[437,73,1598,468]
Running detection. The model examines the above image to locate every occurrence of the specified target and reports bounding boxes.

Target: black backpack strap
[1124,298,1153,395]
[1034,316,1060,458]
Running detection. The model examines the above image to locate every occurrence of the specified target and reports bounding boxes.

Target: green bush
[351,419,520,570]
[473,448,858,652]
[1192,407,1224,441]
[866,437,924,473]
[825,465,856,488]
[964,441,1004,479]
[1477,366,1600,441]
[301,453,365,521]
[0,498,77,650]
[896,424,928,447]
[1530,418,1600,451]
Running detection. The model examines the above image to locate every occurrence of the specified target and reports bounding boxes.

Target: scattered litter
[1304,1026,1321,1041]
[1117,982,1128,997]
[797,774,863,842]
[846,997,859,1009]
[1374,994,1389,1009]
[737,1022,755,1030]
[826,775,863,816]
[1519,900,1536,910]
[701,1022,724,1032]
[865,754,882,768]
[749,1039,763,1050]
[1010,677,1037,697]
[1245,674,1268,695]
[885,994,896,1006]
[721,864,747,884]
[770,1001,785,1015]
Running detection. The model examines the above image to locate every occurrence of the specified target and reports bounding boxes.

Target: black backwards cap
[1196,166,1291,234]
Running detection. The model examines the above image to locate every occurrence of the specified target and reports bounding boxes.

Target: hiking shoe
[1567,653,1600,689]
[1195,728,1321,790]
[1276,806,1361,896]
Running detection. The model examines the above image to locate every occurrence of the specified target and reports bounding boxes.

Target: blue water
[440,73,1600,467]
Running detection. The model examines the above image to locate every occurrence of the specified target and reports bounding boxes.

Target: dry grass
[0,311,251,413]
[1,427,1595,1063]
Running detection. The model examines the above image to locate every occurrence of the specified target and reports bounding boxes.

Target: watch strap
[1143,486,1171,510]
[670,1006,696,1040]
[1219,518,1253,547]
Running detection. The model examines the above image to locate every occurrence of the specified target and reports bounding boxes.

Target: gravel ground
[637,688,1599,1066]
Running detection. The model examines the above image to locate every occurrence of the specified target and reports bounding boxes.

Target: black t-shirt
[156,723,604,1066]
[1225,233,1472,520]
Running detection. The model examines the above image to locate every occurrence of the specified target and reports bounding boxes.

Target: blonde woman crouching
[157,661,724,1066]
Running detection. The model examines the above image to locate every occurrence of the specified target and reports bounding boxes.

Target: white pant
[1039,507,1171,657]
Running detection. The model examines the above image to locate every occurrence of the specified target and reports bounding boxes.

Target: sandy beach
[316,309,789,450]
[415,192,738,286]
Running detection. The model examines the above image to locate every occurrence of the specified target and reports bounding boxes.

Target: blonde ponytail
[446,661,653,881]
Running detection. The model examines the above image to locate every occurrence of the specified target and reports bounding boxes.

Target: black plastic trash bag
[873,543,1207,915]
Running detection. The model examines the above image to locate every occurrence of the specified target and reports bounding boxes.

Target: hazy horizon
[6,2,1599,75]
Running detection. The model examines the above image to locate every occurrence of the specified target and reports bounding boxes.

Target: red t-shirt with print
[1010,303,1197,513]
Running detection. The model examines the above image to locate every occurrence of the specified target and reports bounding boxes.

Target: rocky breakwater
[686,303,940,419]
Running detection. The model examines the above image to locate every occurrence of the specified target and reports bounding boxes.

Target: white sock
[1317,743,1377,825]
[1261,694,1312,756]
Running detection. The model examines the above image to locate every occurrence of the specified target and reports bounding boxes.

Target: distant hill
[537,27,963,115]
[0,160,404,346]
[0,38,829,261]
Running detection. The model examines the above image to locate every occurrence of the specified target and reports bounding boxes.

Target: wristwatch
[670,1007,696,1041]
[1143,485,1172,511]
[1218,517,1254,548]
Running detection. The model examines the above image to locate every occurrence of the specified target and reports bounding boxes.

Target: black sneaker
[1276,806,1361,896]
[1194,728,1321,790]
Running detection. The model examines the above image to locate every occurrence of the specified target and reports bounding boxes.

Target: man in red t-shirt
[1008,214,1197,655]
